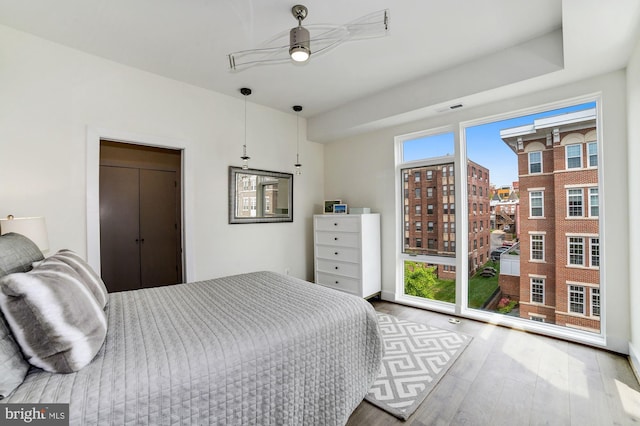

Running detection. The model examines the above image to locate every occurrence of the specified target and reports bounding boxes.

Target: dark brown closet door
[99,166,141,292]
[139,169,180,287]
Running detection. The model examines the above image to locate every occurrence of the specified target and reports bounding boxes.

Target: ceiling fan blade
[227,9,389,71]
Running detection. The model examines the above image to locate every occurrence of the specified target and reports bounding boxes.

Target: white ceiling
[0,0,638,142]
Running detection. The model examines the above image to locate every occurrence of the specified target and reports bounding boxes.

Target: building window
[529,151,542,174]
[405,221,409,230]
[472,185,477,195]
[426,170,433,180]
[427,239,435,249]
[478,170,483,180]
[591,238,600,267]
[451,241,456,252]
[427,204,434,215]
[588,142,598,167]
[531,234,544,261]
[479,203,484,214]
[443,222,448,233]
[427,187,433,197]
[530,316,545,323]
[415,188,421,198]
[473,203,477,214]
[415,205,421,215]
[589,188,599,217]
[479,186,483,196]
[450,185,455,195]
[428,221,434,232]
[443,185,448,196]
[530,191,544,217]
[566,144,583,169]
[414,171,421,182]
[450,203,455,214]
[567,188,583,217]
[451,223,456,234]
[569,285,585,314]
[569,237,585,266]
[473,239,477,250]
[416,238,422,248]
[444,241,449,251]
[415,221,422,231]
[591,288,600,317]
[531,278,545,304]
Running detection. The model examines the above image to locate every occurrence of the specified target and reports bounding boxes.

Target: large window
[396,99,601,338]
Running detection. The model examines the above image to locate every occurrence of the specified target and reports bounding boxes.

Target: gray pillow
[0,313,29,399]
[0,233,44,277]
[45,249,109,309]
[0,260,107,373]
[0,233,43,398]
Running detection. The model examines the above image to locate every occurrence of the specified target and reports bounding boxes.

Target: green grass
[404,261,500,308]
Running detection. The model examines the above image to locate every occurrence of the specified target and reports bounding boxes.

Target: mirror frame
[228,166,294,224]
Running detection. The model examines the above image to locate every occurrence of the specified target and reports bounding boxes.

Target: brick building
[403,157,491,278]
[500,108,600,331]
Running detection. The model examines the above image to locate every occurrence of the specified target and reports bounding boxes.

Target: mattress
[2,271,383,425]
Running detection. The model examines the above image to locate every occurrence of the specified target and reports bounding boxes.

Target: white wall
[0,24,324,283]
[324,71,630,353]
[627,36,640,374]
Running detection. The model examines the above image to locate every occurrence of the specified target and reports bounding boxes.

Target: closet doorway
[99,140,183,292]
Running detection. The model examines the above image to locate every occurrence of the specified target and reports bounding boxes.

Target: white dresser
[313,214,381,298]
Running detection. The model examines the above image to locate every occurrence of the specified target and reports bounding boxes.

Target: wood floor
[347,300,640,426]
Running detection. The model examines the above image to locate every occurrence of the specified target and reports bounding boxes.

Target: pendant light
[293,105,303,175]
[240,87,252,169]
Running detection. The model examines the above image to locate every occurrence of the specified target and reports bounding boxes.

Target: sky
[403,101,596,188]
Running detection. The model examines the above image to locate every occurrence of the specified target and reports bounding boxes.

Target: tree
[404,262,438,299]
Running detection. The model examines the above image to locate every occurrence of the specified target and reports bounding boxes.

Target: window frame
[587,142,598,167]
[530,233,545,261]
[569,285,586,315]
[531,278,545,304]
[566,143,583,169]
[568,237,585,266]
[529,190,544,217]
[528,151,543,174]
[589,187,599,217]
[567,188,584,217]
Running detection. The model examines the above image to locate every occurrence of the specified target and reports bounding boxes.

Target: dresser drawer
[316,272,360,295]
[315,231,360,248]
[316,259,360,278]
[314,217,360,232]
[315,245,360,263]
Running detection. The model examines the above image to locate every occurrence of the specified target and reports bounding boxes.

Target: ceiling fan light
[289,26,310,62]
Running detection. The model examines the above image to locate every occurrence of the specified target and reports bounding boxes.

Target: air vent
[435,103,464,113]
[449,103,463,110]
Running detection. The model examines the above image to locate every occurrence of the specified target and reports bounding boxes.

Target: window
[479,203,484,214]
[530,316,545,323]
[591,288,600,317]
[415,221,422,231]
[415,205,421,215]
[451,223,456,234]
[416,238,422,248]
[588,142,598,167]
[450,204,455,214]
[414,171,421,182]
[531,278,545,304]
[472,185,477,195]
[442,185,448,196]
[479,187,483,196]
[426,170,433,180]
[529,151,542,173]
[427,239,435,249]
[569,237,585,266]
[530,191,544,217]
[405,221,409,230]
[427,221,434,232]
[566,144,582,169]
[443,222,448,233]
[591,238,600,267]
[427,204,434,215]
[589,188,599,217]
[444,241,449,251]
[531,234,544,261]
[569,285,585,314]
[415,188,421,198]
[567,189,583,217]
[450,185,455,195]
[427,187,433,197]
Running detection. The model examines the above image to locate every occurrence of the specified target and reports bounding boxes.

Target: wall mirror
[229,166,293,224]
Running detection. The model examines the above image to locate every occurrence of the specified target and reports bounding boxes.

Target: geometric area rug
[365,313,472,420]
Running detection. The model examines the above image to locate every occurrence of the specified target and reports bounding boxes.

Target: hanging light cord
[243,95,248,158]
[296,110,300,164]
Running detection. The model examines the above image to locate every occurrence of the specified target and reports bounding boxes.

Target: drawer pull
[334,223,338,226]
[334,252,339,255]
[335,281,339,284]
[334,237,338,241]
[335,266,339,270]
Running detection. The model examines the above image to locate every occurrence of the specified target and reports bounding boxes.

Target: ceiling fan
[227,5,389,71]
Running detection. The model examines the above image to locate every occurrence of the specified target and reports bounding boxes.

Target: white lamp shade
[0,216,49,251]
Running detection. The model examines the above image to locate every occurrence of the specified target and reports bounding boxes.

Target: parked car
[491,247,509,261]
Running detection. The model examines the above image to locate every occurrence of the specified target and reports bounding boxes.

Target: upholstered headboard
[0,233,44,278]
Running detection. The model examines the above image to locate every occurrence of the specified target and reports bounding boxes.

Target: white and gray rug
[365,313,472,420]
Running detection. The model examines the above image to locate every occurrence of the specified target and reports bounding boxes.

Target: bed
[0,233,383,425]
